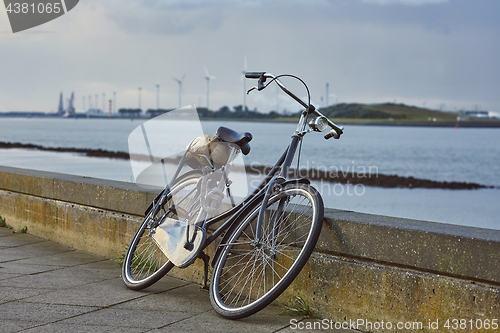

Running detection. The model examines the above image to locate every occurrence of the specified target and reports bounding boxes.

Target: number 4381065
[6,2,62,14]
[444,318,498,330]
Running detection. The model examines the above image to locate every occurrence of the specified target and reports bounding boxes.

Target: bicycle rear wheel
[122,171,202,290]
[210,182,323,319]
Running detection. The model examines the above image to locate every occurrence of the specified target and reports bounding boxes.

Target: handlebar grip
[324,129,341,140]
[245,71,266,79]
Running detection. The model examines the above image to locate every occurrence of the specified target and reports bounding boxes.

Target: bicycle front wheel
[122,171,202,290]
[210,183,324,319]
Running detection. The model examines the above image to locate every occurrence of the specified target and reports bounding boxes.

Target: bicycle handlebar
[245,71,344,139]
[245,72,266,79]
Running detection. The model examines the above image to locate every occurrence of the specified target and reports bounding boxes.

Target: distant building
[146,109,172,118]
[464,111,489,118]
[57,91,76,116]
[118,108,143,118]
[66,92,75,116]
[457,110,491,122]
[57,92,65,116]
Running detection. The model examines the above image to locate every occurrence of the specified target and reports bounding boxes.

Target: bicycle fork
[252,175,286,259]
[253,132,302,251]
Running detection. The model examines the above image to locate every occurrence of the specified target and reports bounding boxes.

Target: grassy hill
[195,103,498,127]
[318,103,457,124]
[198,102,460,125]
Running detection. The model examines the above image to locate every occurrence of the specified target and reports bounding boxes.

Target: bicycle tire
[210,182,323,319]
[122,171,202,290]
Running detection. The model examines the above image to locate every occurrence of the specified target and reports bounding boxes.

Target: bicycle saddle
[216,127,253,155]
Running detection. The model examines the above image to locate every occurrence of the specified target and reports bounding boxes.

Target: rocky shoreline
[246,165,491,190]
[0,141,130,160]
[0,141,492,190]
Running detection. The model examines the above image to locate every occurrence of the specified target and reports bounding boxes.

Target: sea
[0,117,499,230]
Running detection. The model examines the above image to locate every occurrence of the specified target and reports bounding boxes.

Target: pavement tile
[58,307,192,329]
[0,272,21,281]
[0,319,43,333]
[76,259,123,280]
[0,262,64,276]
[149,308,294,333]
[0,233,45,247]
[135,275,191,294]
[63,260,122,281]
[0,285,52,304]
[0,228,13,237]
[13,249,106,267]
[114,283,213,313]
[20,322,149,333]
[0,301,98,322]
[0,241,73,263]
[0,266,108,289]
[23,278,144,307]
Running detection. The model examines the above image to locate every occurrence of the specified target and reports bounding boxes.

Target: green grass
[0,216,27,233]
[0,215,6,228]
[280,295,311,317]
[13,226,27,234]
[115,247,128,267]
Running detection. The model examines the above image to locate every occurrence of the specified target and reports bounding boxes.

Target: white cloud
[1,0,499,113]
[362,0,448,5]
[99,1,226,35]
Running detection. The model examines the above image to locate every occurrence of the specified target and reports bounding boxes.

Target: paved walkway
[0,227,356,332]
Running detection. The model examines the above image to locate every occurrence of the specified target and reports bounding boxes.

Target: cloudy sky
[1,0,499,114]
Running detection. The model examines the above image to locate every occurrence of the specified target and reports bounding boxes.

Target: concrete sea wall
[1,166,498,332]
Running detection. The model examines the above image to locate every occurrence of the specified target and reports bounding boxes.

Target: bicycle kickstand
[198,251,210,290]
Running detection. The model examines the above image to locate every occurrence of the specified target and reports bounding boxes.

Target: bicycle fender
[144,188,165,216]
[281,178,311,187]
[143,170,203,216]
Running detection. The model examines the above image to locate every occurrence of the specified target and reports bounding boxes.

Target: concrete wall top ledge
[327,208,500,241]
[0,165,158,216]
[321,209,500,285]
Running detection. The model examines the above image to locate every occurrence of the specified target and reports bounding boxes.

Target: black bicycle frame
[198,112,310,265]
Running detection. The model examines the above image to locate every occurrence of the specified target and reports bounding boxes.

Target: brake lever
[246,79,267,94]
[324,129,341,140]
[247,86,258,94]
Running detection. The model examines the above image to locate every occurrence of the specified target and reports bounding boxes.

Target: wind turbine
[204,66,216,110]
[156,78,160,110]
[325,82,338,106]
[241,55,247,112]
[173,75,186,108]
[138,87,142,111]
[326,83,329,107]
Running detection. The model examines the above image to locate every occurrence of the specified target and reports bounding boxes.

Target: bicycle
[122,71,344,319]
